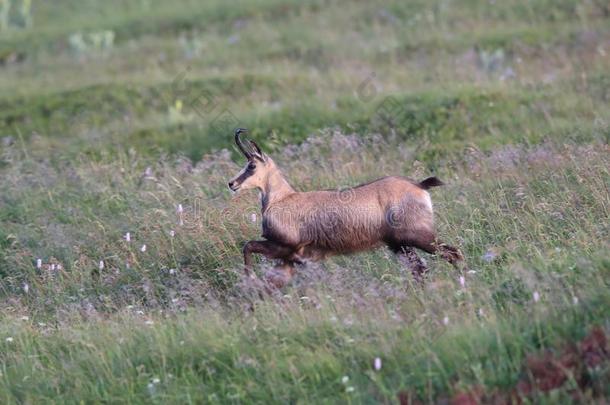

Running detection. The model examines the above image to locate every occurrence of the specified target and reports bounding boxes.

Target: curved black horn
[234,128,250,158]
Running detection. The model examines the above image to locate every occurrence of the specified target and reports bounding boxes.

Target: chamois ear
[249,140,266,162]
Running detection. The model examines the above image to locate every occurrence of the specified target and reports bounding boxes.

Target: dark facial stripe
[234,162,256,186]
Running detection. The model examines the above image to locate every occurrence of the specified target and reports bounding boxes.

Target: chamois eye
[248,163,256,170]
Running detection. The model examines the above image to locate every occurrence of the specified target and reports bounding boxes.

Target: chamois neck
[261,163,295,212]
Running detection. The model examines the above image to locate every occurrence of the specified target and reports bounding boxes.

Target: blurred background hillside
[1,0,608,161]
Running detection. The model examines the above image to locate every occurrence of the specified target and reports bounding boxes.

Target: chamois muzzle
[228,179,240,192]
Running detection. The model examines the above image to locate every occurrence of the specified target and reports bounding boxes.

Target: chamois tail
[418,176,444,190]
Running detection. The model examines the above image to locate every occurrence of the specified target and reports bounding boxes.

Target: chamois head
[228,128,272,192]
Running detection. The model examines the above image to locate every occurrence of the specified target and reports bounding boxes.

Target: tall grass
[1,131,609,402]
[0,0,609,402]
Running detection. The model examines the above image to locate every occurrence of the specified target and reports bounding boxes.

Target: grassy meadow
[0,0,609,403]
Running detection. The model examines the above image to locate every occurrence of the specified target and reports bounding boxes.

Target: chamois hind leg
[242,240,295,277]
[437,243,464,265]
[388,229,464,279]
[391,245,429,282]
[408,232,464,267]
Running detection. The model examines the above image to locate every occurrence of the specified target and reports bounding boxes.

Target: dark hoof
[398,249,429,282]
[264,264,295,290]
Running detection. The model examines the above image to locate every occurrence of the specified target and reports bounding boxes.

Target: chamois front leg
[242,240,295,277]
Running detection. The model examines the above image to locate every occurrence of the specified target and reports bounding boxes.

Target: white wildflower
[99,260,104,270]
[169,269,176,275]
[177,204,183,214]
[478,308,484,317]
[152,377,160,384]
[481,249,498,262]
[145,320,154,325]
[346,386,355,393]
[169,230,175,237]
[5,337,13,343]
[50,264,56,271]
[533,291,540,303]
[124,232,131,242]
[459,276,465,287]
[23,283,29,294]
[250,213,257,223]
[572,296,579,305]
[140,244,147,252]
[20,316,29,321]
[443,316,449,325]
[341,376,349,384]
[374,357,382,371]
[36,258,42,269]
[482,252,494,262]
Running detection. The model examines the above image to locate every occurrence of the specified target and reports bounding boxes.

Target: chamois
[228,128,463,288]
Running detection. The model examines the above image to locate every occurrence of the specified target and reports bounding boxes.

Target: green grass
[0,0,609,403]
[1,291,608,403]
